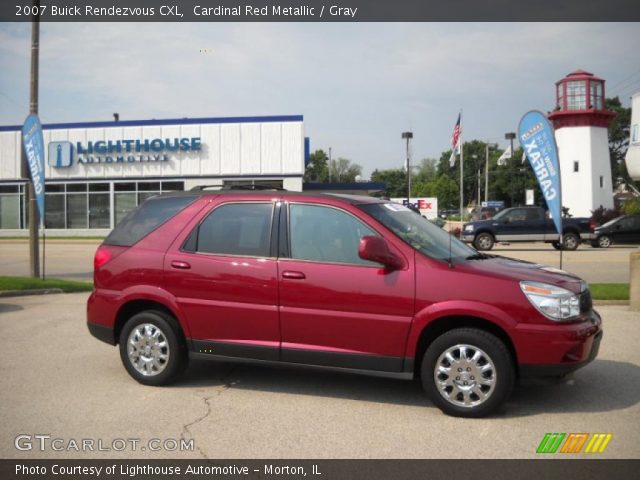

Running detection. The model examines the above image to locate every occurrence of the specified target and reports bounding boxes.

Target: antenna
[448,221,454,269]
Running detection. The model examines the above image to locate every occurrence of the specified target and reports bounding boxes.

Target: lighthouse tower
[548,70,616,217]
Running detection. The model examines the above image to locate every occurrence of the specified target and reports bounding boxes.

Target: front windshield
[359,202,476,261]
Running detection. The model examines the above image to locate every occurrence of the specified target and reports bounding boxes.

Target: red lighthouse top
[548,70,616,129]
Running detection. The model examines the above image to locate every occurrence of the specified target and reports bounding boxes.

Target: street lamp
[401,131,413,206]
[505,132,516,206]
[485,142,498,203]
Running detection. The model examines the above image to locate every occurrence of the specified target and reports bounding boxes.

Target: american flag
[449,113,461,167]
[451,113,461,152]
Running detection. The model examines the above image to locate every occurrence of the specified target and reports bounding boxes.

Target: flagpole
[459,109,464,236]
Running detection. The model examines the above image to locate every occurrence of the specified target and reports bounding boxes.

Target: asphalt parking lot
[0,239,637,284]
[0,293,638,459]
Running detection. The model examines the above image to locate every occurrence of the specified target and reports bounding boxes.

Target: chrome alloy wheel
[127,323,170,376]
[433,344,496,408]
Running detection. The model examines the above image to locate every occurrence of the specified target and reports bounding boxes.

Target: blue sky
[1,22,639,177]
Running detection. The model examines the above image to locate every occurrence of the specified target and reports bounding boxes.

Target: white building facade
[548,70,615,218]
[0,115,306,235]
[625,92,640,181]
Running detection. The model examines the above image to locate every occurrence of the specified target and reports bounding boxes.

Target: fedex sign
[390,197,438,219]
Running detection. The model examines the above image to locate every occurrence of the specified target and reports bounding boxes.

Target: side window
[289,204,379,266]
[186,203,273,257]
[505,209,525,222]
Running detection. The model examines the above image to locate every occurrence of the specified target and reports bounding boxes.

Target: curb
[593,300,630,306]
[0,288,65,298]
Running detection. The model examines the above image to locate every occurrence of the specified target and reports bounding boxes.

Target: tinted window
[105,195,198,246]
[191,203,273,257]
[289,204,378,266]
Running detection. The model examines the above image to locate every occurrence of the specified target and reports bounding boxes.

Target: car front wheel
[119,310,188,386]
[597,235,612,248]
[421,328,515,418]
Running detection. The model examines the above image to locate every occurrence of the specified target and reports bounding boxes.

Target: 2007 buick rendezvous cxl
[87,188,602,417]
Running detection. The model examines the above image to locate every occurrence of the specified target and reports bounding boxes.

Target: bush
[623,197,640,215]
[591,205,622,226]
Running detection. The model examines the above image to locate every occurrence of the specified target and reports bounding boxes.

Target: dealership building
[0,115,306,235]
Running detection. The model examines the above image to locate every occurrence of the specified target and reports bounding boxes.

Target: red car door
[278,201,415,372]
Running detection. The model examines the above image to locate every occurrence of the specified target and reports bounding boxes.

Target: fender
[112,284,192,340]
[403,300,517,358]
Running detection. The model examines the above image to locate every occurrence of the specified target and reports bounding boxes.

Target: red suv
[87,189,602,417]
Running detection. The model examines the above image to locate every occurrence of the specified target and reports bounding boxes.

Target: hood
[457,255,586,293]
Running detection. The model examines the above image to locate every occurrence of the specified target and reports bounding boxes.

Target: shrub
[591,205,622,226]
[623,197,640,215]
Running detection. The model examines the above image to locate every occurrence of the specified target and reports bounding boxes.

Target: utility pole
[401,131,413,206]
[21,13,40,277]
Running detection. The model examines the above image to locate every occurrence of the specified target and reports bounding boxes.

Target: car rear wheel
[119,310,188,386]
[474,232,495,251]
[597,235,612,248]
[421,328,515,418]
[562,233,580,251]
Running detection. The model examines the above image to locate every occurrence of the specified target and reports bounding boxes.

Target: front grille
[580,289,593,313]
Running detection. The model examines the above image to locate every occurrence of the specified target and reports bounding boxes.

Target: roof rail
[189,184,288,192]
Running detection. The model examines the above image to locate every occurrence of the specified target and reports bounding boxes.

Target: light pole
[485,142,498,203]
[505,132,516,206]
[401,131,413,206]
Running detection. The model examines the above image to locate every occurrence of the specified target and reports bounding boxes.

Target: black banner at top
[2,0,640,22]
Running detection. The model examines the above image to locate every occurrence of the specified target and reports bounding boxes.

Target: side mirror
[358,236,404,270]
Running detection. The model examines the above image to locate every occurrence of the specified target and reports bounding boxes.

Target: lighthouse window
[573,161,579,173]
[590,82,603,110]
[599,176,604,188]
[632,124,638,143]
[566,80,586,110]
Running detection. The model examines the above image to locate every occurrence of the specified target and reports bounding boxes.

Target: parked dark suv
[87,189,602,417]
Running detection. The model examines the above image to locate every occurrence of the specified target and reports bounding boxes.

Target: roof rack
[189,184,288,192]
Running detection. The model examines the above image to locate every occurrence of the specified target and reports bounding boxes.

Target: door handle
[171,260,191,270]
[282,271,306,280]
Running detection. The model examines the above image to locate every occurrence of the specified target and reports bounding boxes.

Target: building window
[0,184,21,229]
[573,161,579,172]
[600,176,604,188]
[566,80,586,110]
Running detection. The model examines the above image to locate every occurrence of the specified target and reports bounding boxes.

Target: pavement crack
[180,366,239,460]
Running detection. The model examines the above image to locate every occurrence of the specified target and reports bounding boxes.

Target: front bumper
[516,309,603,377]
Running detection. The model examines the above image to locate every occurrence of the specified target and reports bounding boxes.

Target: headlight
[464,224,474,232]
[520,281,580,321]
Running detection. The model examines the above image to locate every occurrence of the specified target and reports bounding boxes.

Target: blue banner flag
[22,114,46,223]
[518,111,563,236]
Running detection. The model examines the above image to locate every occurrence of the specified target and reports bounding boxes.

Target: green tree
[371,168,407,198]
[413,174,458,209]
[304,149,329,183]
[329,157,362,183]
[606,97,633,187]
[414,158,438,184]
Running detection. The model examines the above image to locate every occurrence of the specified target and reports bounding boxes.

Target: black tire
[562,233,580,251]
[421,328,515,418]
[118,310,188,386]
[473,232,495,251]
[597,235,612,248]
[551,241,562,250]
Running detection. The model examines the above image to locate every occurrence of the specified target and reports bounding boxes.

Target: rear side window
[105,195,198,246]
[184,203,273,257]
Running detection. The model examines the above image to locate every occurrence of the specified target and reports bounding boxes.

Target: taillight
[589,219,596,233]
[94,246,113,269]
